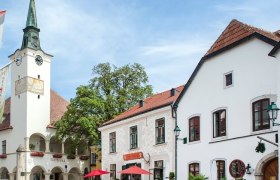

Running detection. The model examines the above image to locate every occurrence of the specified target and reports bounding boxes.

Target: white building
[174,19,280,180]
[0,0,89,179]
[99,86,183,180]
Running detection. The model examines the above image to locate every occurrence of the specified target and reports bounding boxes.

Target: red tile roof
[205,19,280,57]
[101,85,184,127]
[0,89,68,131]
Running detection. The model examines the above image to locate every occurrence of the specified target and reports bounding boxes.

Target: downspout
[172,104,178,180]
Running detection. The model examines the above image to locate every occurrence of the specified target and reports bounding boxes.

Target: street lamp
[267,102,280,126]
[174,125,181,180]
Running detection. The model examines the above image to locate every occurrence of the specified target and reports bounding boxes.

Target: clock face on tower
[35,55,43,66]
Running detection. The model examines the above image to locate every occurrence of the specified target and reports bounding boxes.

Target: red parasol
[118,166,152,175]
[84,169,109,177]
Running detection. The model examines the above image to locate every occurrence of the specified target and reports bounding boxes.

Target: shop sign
[51,158,66,162]
[123,152,143,161]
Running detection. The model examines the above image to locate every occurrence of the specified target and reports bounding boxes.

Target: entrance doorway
[263,158,278,180]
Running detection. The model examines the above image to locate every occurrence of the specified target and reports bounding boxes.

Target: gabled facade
[174,20,280,180]
[0,1,89,179]
[99,86,183,180]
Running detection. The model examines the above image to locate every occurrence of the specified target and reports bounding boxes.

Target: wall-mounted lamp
[246,163,253,175]
[65,165,67,173]
[267,102,280,126]
[174,125,181,140]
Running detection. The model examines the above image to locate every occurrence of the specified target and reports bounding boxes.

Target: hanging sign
[123,152,143,161]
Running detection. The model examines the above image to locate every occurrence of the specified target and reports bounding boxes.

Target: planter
[67,154,76,159]
[0,154,7,159]
[53,154,63,158]
[79,155,89,160]
[31,152,44,157]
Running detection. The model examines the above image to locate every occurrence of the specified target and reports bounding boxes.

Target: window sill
[251,128,272,135]
[188,140,201,145]
[154,142,167,147]
[211,136,227,142]
[109,152,117,155]
[129,147,139,151]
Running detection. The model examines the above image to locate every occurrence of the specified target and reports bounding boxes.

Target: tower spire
[21,0,41,50]
[26,0,37,28]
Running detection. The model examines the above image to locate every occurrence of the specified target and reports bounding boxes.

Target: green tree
[55,63,153,147]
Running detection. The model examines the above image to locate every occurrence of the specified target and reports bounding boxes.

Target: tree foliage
[55,63,153,147]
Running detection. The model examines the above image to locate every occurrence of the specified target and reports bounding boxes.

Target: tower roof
[21,0,41,50]
[26,0,37,28]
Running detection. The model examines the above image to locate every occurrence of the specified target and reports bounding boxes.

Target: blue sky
[1,0,280,100]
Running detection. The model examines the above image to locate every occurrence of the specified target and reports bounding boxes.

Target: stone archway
[0,167,9,179]
[255,151,278,180]
[68,167,81,180]
[51,167,64,180]
[30,166,46,180]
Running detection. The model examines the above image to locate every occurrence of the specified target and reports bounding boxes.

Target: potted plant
[79,155,89,160]
[31,152,44,157]
[52,153,63,158]
[29,144,35,151]
[169,172,175,180]
[67,154,76,159]
[189,174,207,180]
[0,154,7,159]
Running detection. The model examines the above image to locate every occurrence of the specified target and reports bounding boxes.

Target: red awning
[118,166,151,175]
[84,169,109,177]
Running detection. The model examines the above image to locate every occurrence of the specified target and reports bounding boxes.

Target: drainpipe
[172,104,178,180]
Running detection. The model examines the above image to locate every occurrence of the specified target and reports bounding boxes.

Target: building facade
[99,86,183,180]
[174,19,280,180]
[0,1,89,179]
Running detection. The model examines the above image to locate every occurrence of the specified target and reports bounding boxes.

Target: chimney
[274,30,280,38]
[139,100,144,107]
[170,88,176,96]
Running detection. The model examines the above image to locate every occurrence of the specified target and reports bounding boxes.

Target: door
[264,158,278,180]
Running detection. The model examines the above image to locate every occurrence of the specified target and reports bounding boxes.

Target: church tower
[8,0,52,150]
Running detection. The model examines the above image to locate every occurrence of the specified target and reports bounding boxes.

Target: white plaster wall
[100,106,175,180]
[177,38,279,180]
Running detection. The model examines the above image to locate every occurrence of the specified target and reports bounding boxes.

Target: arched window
[189,163,199,176]
[252,99,270,131]
[189,116,200,142]
[216,160,225,179]
[213,109,226,138]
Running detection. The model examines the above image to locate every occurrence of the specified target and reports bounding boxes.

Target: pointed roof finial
[26,0,37,28]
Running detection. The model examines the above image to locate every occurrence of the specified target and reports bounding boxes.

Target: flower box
[79,155,89,160]
[31,152,44,157]
[0,154,7,159]
[67,154,76,159]
[53,154,63,158]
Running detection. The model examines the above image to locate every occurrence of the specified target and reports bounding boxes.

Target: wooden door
[264,158,278,180]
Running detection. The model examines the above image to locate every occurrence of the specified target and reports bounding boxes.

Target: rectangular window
[110,164,116,180]
[90,152,97,165]
[253,99,270,131]
[189,116,200,142]
[155,118,165,144]
[224,72,233,87]
[213,110,226,138]
[109,132,116,153]
[216,160,225,179]
[154,160,164,180]
[189,163,199,176]
[2,140,6,154]
[130,126,138,149]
